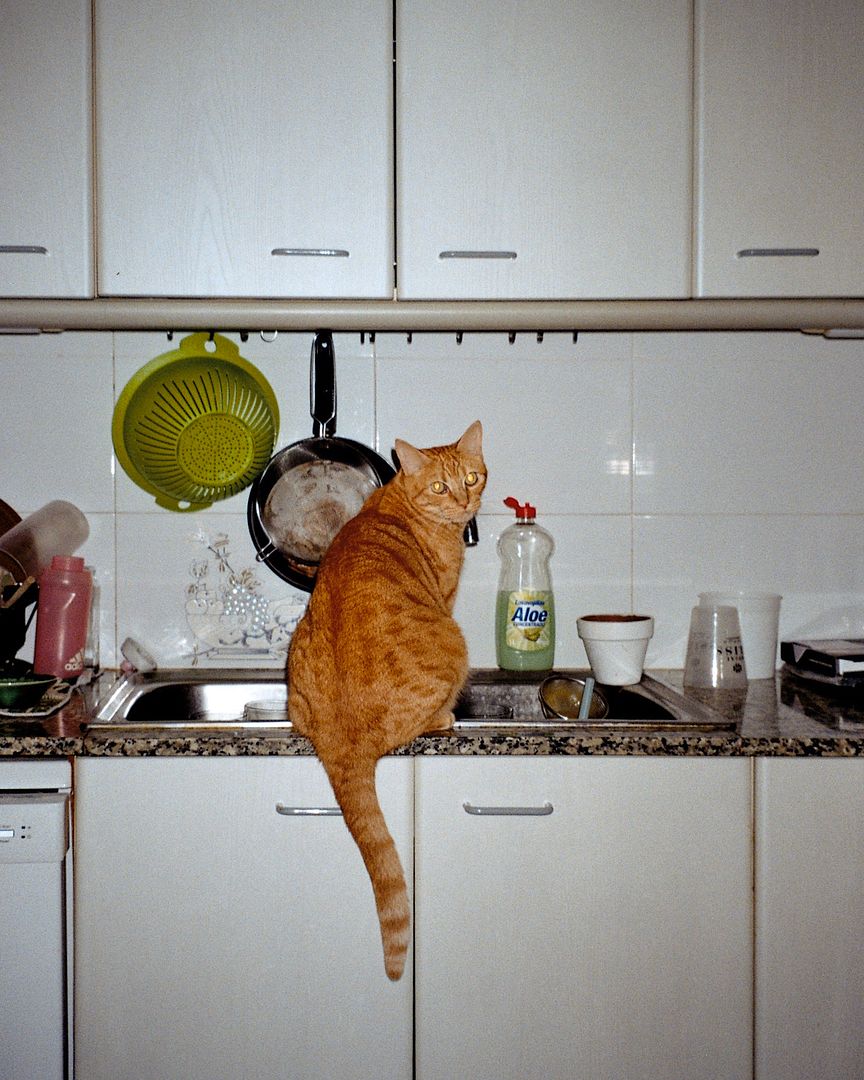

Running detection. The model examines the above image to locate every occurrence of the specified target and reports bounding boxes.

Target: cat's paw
[426,709,456,733]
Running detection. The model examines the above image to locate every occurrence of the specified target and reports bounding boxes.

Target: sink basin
[91,670,290,730]
[453,670,735,732]
[89,668,734,733]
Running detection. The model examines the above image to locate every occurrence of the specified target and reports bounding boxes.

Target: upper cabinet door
[95,1,393,298]
[396,0,692,300]
[696,0,864,297]
[0,0,92,298]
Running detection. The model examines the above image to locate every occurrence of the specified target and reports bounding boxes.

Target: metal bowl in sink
[539,675,610,720]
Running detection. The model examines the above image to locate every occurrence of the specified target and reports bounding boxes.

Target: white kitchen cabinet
[754,758,864,1080]
[396,0,692,300]
[414,756,752,1080]
[95,0,393,298]
[696,0,864,297]
[73,757,412,1080]
[0,0,92,298]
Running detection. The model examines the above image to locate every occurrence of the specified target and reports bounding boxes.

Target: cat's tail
[326,756,410,982]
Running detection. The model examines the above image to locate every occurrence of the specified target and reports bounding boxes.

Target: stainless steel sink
[88,668,735,733]
[90,669,290,731]
[452,670,735,732]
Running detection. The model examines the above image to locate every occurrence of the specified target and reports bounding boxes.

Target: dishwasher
[0,759,72,1080]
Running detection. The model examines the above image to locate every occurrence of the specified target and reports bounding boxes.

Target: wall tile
[376,350,632,515]
[633,330,864,364]
[0,332,114,512]
[633,331,864,514]
[5,325,864,676]
[115,511,308,669]
[634,513,864,667]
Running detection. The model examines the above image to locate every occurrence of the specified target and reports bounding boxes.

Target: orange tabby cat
[287,421,486,980]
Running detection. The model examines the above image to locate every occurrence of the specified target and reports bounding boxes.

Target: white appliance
[0,759,72,1080]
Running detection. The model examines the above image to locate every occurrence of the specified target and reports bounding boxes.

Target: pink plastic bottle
[33,556,93,679]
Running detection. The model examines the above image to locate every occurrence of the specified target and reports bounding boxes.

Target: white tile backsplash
[0,331,115,512]
[633,333,864,514]
[115,511,307,669]
[4,327,864,674]
[634,513,864,667]
[377,348,632,514]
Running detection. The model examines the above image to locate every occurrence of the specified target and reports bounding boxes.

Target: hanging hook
[508,332,516,344]
[208,330,215,343]
[240,331,249,342]
[536,331,544,343]
[166,330,174,341]
[573,331,579,344]
[456,331,463,345]
[406,332,413,344]
[260,330,278,343]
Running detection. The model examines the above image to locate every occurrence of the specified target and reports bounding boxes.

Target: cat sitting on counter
[288,421,486,980]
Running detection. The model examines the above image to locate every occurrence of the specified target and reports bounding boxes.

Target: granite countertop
[2,667,864,758]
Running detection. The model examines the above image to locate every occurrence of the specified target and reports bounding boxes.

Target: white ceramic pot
[577,614,654,685]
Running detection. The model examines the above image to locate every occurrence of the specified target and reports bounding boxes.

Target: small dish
[0,673,58,711]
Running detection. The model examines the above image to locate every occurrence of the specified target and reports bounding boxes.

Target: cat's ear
[395,438,431,475]
[457,420,483,455]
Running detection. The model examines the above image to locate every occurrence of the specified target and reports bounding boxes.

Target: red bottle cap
[503,497,536,520]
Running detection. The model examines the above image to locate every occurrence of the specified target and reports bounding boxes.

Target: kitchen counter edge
[1,669,862,759]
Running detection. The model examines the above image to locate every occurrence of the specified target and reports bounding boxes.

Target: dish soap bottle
[496,497,555,671]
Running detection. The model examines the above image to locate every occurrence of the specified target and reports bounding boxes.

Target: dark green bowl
[0,674,57,710]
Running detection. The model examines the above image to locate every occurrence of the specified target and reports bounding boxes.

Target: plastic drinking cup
[698,591,782,680]
[684,605,747,689]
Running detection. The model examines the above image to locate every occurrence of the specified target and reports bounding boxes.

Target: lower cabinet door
[414,757,752,1080]
[755,758,864,1080]
[73,757,413,1080]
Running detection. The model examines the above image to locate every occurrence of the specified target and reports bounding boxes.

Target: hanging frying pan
[247,332,396,591]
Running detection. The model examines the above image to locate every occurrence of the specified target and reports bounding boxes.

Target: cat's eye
[431,480,448,494]
[465,471,479,487]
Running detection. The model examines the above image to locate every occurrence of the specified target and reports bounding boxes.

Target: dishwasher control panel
[0,793,69,863]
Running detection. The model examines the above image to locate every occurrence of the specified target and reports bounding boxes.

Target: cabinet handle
[275,803,343,816]
[0,245,48,254]
[271,248,349,258]
[736,248,819,258]
[462,801,553,816]
[439,250,517,260]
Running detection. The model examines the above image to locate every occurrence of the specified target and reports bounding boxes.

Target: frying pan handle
[310,331,337,438]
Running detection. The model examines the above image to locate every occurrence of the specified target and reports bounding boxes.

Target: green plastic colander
[112,333,280,512]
